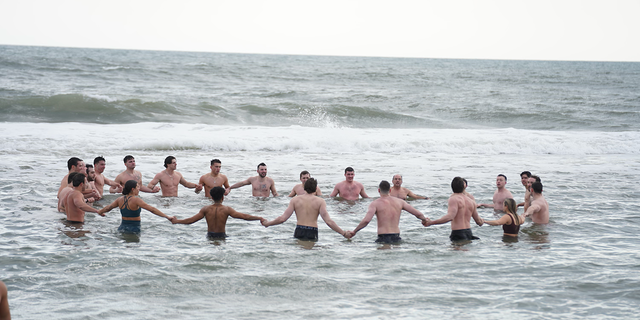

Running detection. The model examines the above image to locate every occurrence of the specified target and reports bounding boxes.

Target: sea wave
[1,123,639,156]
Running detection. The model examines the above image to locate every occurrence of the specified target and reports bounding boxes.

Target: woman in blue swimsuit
[99,180,175,233]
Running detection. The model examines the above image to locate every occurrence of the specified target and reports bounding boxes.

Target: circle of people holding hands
[57,155,549,243]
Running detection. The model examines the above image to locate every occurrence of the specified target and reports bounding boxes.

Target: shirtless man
[0,280,9,320]
[111,155,160,194]
[477,174,513,212]
[524,182,549,224]
[93,156,121,197]
[58,157,98,200]
[517,171,531,207]
[172,187,265,239]
[147,156,203,197]
[346,180,429,243]
[227,163,278,197]
[64,173,105,223]
[288,170,322,197]
[330,167,368,200]
[197,159,230,198]
[427,177,484,241]
[58,172,80,212]
[389,174,428,200]
[263,178,348,241]
[524,175,541,211]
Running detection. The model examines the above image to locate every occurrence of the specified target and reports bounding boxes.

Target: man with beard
[227,162,278,197]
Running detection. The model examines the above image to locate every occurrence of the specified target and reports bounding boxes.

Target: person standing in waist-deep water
[147,156,203,197]
[346,180,429,244]
[263,178,349,241]
[99,180,175,233]
[477,174,514,212]
[330,167,369,200]
[172,187,266,240]
[227,162,278,197]
[483,198,525,237]
[427,177,484,242]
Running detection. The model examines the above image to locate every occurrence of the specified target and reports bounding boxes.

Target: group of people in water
[56,155,550,244]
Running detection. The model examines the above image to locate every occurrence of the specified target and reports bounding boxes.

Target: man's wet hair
[379,180,391,194]
[67,157,83,170]
[211,159,221,165]
[123,180,138,195]
[257,162,266,170]
[210,186,225,201]
[304,178,318,194]
[164,156,176,168]
[521,171,531,178]
[67,172,79,183]
[300,170,310,178]
[532,182,543,194]
[94,156,106,165]
[123,155,134,163]
[498,174,507,182]
[531,175,541,183]
[72,173,86,187]
[345,167,354,174]
[451,177,465,193]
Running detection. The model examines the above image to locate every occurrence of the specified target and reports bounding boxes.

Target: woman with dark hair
[99,180,175,233]
[483,198,524,237]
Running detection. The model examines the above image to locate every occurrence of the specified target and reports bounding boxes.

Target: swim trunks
[376,233,402,244]
[118,219,141,234]
[207,232,227,240]
[449,228,479,241]
[294,225,318,241]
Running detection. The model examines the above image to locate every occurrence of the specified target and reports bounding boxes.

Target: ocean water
[1,45,640,319]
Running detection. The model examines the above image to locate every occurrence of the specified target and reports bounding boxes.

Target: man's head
[210,159,222,174]
[531,182,543,194]
[257,163,267,178]
[496,174,507,189]
[164,156,177,169]
[123,155,135,169]
[378,180,391,195]
[304,178,318,194]
[72,173,86,188]
[527,175,541,188]
[94,156,106,173]
[451,177,465,193]
[86,164,96,182]
[210,186,226,202]
[300,170,310,183]
[67,157,85,173]
[392,174,403,187]
[520,171,531,186]
[344,167,355,182]
[67,172,79,184]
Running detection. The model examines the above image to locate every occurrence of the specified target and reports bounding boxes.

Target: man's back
[450,193,473,230]
[530,195,549,224]
[371,196,404,234]
[291,193,323,227]
[202,204,231,233]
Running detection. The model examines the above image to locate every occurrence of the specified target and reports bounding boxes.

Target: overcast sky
[1,0,639,62]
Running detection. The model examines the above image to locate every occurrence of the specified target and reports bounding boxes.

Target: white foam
[1,123,639,156]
